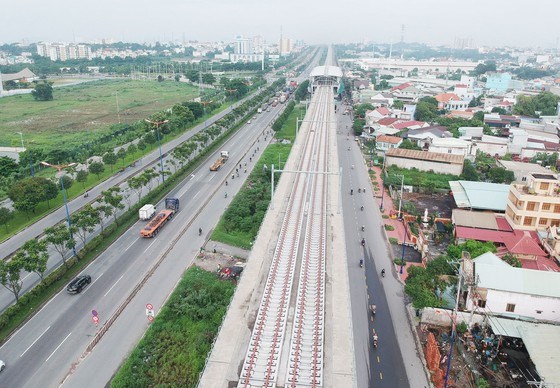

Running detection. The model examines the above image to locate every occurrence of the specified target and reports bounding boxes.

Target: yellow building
[505,173,560,230]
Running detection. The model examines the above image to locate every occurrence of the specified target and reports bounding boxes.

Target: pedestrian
[244,169,247,173]
[250,157,252,162]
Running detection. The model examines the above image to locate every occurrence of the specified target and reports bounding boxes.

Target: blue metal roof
[450,180,510,211]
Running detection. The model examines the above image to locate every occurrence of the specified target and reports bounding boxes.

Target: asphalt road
[0,85,276,314]
[336,102,410,388]
[0,101,286,388]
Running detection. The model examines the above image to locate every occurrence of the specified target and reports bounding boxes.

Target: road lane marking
[104,275,124,297]
[80,272,103,295]
[377,356,380,363]
[208,174,216,181]
[379,372,383,380]
[45,332,71,362]
[125,237,139,251]
[144,239,157,253]
[22,273,32,281]
[20,326,50,357]
[193,192,200,200]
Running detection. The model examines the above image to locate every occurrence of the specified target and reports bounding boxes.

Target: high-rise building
[252,35,264,53]
[234,36,253,54]
[279,38,293,56]
[35,42,92,61]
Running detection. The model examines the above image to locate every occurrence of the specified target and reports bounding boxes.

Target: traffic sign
[91,310,98,317]
[146,303,153,310]
[147,315,154,322]
[92,316,99,325]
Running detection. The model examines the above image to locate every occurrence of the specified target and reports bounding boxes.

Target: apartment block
[505,173,560,230]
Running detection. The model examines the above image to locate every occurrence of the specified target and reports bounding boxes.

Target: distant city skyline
[1,0,559,49]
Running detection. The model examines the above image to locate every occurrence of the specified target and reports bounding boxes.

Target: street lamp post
[40,161,77,256]
[16,132,34,176]
[400,218,406,274]
[201,100,213,129]
[144,119,169,183]
[397,174,404,219]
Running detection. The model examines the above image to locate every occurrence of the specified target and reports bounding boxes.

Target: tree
[472,61,496,76]
[157,74,164,82]
[99,187,124,224]
[143,132,157,149]
[185,69,200,83]
[127,143,137,157]
[0,258,24,302]
[18,239,49,281]
[31,82,54,101]
[414,102,437,121]
[502,253,522,268]
[447,240,496,261]
[102,152,118,172]
[398,139,421,150]
[9,177,57,217]
[393,100,404,109]
[513,92,560,117]
[487,167,514,183]
[117,148,127,167]
[76,169,89,189]
[202,73,216,85]
[71,205,100,248]
[59,175,74,191]
[0,207,14,232]
[0,156,18,177]
[44,224,76,268]
[460,160,480,181]
[137,139,147,152]
[89,161,105,179]
[354,103,375,118]
[491,107,507,115]
[376,80,390,90]
[128,176,146,200]
[227,79,249,98]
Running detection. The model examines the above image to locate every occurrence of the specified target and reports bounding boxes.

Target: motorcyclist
[361,238,365,246]
[381,269,386,277]
[350,189,354,195]
[361,205,364,211]
[358,188,361,193]
[224,192,228,198]
[359,259,363,267]
[198,227,202,236]
[225,180,228,186]
[361,225,365,231]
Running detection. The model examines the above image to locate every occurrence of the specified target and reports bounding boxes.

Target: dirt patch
[403,192,455,218]
[194,249,246,278]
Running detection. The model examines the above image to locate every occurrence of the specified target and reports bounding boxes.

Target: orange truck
[140,198,180,238]
[209,150,229,171]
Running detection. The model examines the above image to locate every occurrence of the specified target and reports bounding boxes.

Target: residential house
[390,82,422,102]
[505,173,560,231]
[496,160,552,183]
[435,93,468,111]
[376,135,402,152]
[385,148,464,175]
[364,106,392,126]
[427,137,472,156]
[354,79,370,90]
[486,72,513,93]
[458,126,483,139]
[0,68,38,84]
[461,252,560,322]
[368,117,403,136]
[404,125,451,149]
[369,92,394,107]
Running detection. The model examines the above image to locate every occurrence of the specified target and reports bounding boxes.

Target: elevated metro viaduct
[309,65,343,94]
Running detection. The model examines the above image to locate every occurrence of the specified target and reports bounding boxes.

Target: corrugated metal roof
[386,148,464,164]
[450,180,510,211]
[474,252,560,298]
[489,318,560,386]
[452,209,498,229]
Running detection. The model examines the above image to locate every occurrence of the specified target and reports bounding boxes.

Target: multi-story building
[279,37,292,55]
[234,36,252,54]
[36,42,92,61]
[505,173,560,230]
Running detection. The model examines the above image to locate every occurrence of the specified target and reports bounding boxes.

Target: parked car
[0,360,5,372]
[67,275,92,294]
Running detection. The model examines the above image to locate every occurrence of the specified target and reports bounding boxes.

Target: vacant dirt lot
[403,192,455,219]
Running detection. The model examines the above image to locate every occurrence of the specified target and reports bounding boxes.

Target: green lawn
[276,105,304,141]
[0,79,198,150]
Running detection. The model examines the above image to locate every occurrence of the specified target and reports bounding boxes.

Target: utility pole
[144,119,169,183]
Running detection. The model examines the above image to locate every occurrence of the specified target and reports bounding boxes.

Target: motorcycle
[198,228,202,236]
[359,259,363,268]
[360,205,364,211]
[361,225,365,232]
[373,335,378,348]
[381,269,386,277]
[371,305,377,315]
[350,189,354,195]
[361,238,365,247]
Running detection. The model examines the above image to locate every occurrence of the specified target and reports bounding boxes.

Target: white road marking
[189,174,196,180]
[193,192,200,200]
[22,273,32,281]
[21,326,50,357]
[125,237,139,251]
[45,332,71,362]
[144,239,157,253]
[80,273,103,295]
[104,275,124,297]
[208,174,216,181]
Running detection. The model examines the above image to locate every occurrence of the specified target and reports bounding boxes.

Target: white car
[0,360,5,371]
[247,120,251,124]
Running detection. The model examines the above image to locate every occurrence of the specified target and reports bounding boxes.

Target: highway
[0,100,287,388]
[0,76,284,314]
[0,50,323,388]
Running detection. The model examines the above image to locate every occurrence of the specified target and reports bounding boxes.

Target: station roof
[309,65,343,78]
[449,180,510,211]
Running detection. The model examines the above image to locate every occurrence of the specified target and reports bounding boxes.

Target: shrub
[389,237,398,244]
[382,214,389,219]
[385,224,394,231]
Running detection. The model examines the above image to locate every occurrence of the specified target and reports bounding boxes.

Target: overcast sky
[2,0,559,48]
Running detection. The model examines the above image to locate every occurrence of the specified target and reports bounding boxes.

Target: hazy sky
[2,0,559,48]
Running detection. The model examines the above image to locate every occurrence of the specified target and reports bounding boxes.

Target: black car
[67,275,92,294]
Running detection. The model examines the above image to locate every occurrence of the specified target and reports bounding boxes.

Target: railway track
[239,84,332,388]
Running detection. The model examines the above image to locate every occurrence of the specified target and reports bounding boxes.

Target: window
[536,310,542,314]
[523,217,533,226]
[540,182,550,191]
[478,300,487,308]
[527,202,537,211]
[542,203,551,211]
[554,204,560,213]
[506,303,516,312]
[552,220,560,227]
[539,218,548,225]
